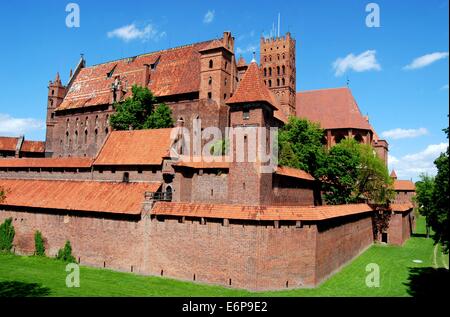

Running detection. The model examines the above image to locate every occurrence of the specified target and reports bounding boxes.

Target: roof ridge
[87,38,220,68]
[297,87,349,94]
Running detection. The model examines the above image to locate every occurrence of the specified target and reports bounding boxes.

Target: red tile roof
[0,137,18,152]
[174,159,231,169]
[0,179,161,215]
[94,128,173,166]
[390,170,397,179]
[296,87,372,130]
[391,202,414,213]
[275,166,315,181]
[237,56,247,68]
[0,157,93,168]
[57,40,217,111]
[227,62,277,108]
[152,202,373,221]
[20,141,45,153]
[393,180,416,191]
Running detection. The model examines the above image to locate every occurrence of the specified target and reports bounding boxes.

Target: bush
[56,240,76,263]
[0,218,15,253]
[34,231,45,256]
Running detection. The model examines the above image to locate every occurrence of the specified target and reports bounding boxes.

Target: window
[282,78,285,86]
[123,172,129,183]
[65,131,69,145]
[277,78,280,86]
[84,130,88,143]
[211,189,214,196]
[208,76,212,85]
[224,93,227,99]
[269,68,272,76]
[209,59,213,68]
[224,78,227,86]
[277,66,280,75]
[74,131,78,145]
[208,92,212,99]
[243,110,250,120]
[264,68,267,77]
[225,61,228,69]
[94,129,98,143]
[282,65,285,75]
[268,80,272,87]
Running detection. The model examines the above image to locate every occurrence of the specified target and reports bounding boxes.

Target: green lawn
[0,216,447,297]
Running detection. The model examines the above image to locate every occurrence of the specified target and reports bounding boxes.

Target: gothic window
[268,80,272,87]
[277,78,280,86]
[277,54,280,60]
[282,65,285,75]
[208,92,212,99]
[209,59,213,68]
[282,78,285,86]
[269,68,272,76]
[208,76,212,85]
[282,53,285,59]
[277,66,280,75]
[264,68,267,77]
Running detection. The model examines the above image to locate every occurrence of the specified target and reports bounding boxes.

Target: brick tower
[226,60,277,205]
[260,32,296,117]
[45,73,67,157]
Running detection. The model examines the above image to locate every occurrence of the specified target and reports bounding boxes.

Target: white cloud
[389,142,448,181]
[203,10,215,24]
[441,84,449,90]
[0,113,45,136]
[403,52,449,70]
[107,23,166,42]
[236,44,257,56]
[332,50,381,77]
[381,127,428,140]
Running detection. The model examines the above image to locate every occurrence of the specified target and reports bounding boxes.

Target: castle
[0,31,415,290]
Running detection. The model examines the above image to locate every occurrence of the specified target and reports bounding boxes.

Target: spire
[251,51,257,63]
[226,62,276,108]
[390,170,397,179]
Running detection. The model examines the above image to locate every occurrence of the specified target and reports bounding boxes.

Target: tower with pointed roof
[226,61,278,205]
[260,32,296,117]
[46,73,67,157]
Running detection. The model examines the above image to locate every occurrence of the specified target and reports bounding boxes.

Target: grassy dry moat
[0,216,448,297]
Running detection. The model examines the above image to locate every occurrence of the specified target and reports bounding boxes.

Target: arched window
[74,131,78,145]
[66,118,69,129]
[277,66,280,75]
[277,78,280,86]
[282,78,285,86]
[94,129,98,143]
[282,53,285,59]
[95,115,99,127]
[269,55,272,62]
[277,54,280,60]
[268,80,272,87]
[65,131,69,145]
[165,185,173,201]
[224,78,227,86]
[209,59,213,68]
[84,129,88,143]
[269,68,272,76]
[225,61,228,69]
[264,68,267,77]
[282,65,285,75]
[208,76,212,85]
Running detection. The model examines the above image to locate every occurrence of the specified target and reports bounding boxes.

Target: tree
[0,186,4,203]
[0,218,15,253]
[414,174,435,238]
[56,240,76,263]
[278,116,326,175]
[316,138,394,205]
[109,85,174,130]
[34,230,46,256]
[429,126,449,252]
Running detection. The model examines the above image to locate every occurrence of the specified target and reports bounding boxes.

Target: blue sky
[0,0,448,180]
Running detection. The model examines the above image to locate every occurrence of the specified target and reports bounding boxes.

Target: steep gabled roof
[94,128,174,166]
[226,62,276,108]
[296,87,372,130]
[275,166,314,181]
[57,40,217,111]
[390,170,398,179]
[0,179,161,215]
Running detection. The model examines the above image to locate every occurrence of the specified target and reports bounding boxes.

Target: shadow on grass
[0,281,51,297]
[404,267,449,297]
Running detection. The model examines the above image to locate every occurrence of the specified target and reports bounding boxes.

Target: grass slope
[0,216,447,297]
